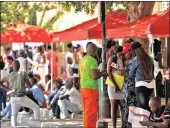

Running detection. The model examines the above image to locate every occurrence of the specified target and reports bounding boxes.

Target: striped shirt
[149,106,170,128]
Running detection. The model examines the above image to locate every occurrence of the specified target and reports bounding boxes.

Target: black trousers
[135,86,154,111]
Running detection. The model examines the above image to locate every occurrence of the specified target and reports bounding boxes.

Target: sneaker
[71,113,82,119]
[18,111,29,115]
[52,116,58,120]
[1,116,11,121]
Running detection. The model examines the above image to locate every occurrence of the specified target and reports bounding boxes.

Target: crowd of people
[0,39,169,128]
[0,43,83,127]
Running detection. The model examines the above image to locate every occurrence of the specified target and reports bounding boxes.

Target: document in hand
[128,106,150,128]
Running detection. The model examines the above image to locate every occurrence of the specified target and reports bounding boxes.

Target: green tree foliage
[59,1,140,15]
[1,2,64,32]
[1,1,156,32]
[43,11,64,31]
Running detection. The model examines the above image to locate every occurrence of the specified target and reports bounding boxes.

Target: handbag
[105,73,124,89]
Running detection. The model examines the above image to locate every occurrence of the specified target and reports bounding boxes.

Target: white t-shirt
[135,80,155,89]
[66,87,82,111]
[72,52,82,69]
[65,52,73,64]
[65,52,74,76]
[17,57,27,72]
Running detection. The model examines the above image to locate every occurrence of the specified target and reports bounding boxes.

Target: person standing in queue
[129,41,154,111]
[79,42,106,128]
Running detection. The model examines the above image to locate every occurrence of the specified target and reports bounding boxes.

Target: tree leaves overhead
[1,1,154,32]
[59,1,140,15]
[1,2,64,32]
[1,1,141,26]
[42,11,64,31]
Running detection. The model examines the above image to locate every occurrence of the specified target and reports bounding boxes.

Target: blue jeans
[0,88,6,110]
[1,102,11,118]
[48,93,60,117]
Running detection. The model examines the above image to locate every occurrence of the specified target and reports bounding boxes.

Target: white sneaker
[52,116,58,120]
[1,116,11,121]
[18,111,29,115]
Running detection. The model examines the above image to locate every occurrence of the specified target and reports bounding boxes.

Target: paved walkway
[1,115,121,128]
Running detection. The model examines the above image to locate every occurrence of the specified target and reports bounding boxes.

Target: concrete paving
[1,115,122,128]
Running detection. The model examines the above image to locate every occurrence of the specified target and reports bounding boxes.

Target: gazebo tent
[1,22,52,43]
[106,9,170,38]
[52,10,128,42]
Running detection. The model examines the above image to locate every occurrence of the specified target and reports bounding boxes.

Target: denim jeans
[0,88,7,110]
[48,92,60,117]
[51,102,60,117]
[1,102,11,118]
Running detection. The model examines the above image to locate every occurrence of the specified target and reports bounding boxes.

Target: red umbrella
[1,23,52,43]
[52,10,128,42]
[107,9,170,38]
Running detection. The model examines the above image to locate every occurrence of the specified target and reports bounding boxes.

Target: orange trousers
[81,88,98,128]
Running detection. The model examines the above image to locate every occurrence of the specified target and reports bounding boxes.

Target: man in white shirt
[58,78,82,119]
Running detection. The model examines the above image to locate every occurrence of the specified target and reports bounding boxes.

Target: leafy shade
[1,2,64,32]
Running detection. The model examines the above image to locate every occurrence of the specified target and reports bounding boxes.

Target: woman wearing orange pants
[79,42,105,128]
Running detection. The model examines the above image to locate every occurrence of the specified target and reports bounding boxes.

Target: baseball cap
[122,43,131,53]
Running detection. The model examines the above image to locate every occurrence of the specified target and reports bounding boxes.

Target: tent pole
[51,42,53,93]
[100,1,109,119]
[147,34,156,97]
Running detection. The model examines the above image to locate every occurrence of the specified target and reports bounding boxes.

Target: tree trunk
[128,2,155,53]
[28,7,37,25]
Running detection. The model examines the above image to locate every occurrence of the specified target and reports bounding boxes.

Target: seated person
[58,78,82,119]
[18,77,45,114]
[0,102,11,120]
[47,78,64,119]
[60,67,68,84]
[25,73,34,91]
[28,77,45,107]
[33,74,45,93]
[44,74,51,95]
[140,97,170,128]
[0,87,7,111]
